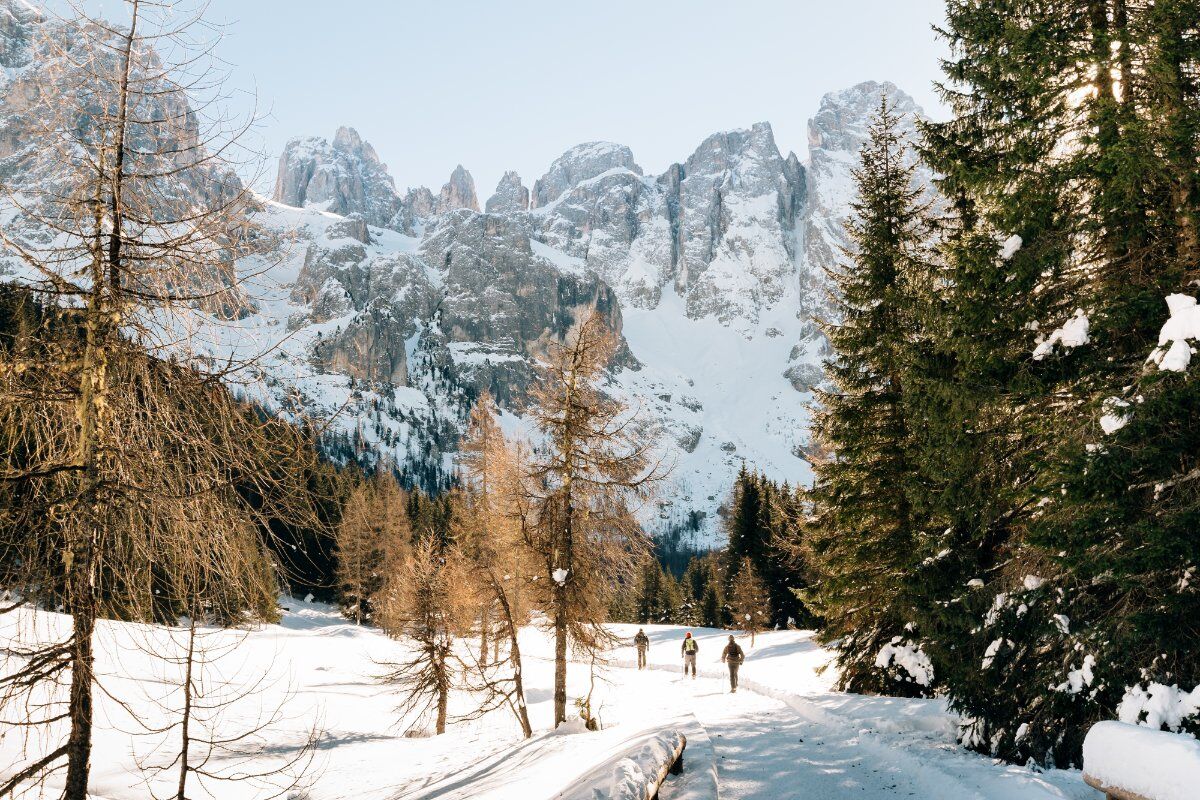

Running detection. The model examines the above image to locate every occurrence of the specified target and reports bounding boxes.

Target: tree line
[612,467,812,647]
[802,0,1200,769]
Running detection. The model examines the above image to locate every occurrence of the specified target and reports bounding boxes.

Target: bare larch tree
[454,393,534,737]
[0,2,319,797]
[520,310,663,727]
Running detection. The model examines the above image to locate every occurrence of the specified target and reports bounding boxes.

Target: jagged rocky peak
[272,126,401,229]
[685,121,783,179]
[808,80,922,153]
[436,164,479,214]
[531,141,642,208]
[485,170,530,214]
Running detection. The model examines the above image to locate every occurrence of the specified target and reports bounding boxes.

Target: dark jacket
[634,632,649,648]
[722,642,745,664]
[681,637,699,655]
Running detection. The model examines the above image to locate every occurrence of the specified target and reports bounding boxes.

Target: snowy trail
[608,663,932,800]
[1,607,1093,800]
[596,640,1092,800]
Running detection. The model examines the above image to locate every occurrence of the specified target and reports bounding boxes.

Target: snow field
[2,605,1102,800]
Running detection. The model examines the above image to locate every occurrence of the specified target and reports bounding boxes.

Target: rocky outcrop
[273,126,402,229]
[485,170,530,214]
[0,0,39,71]
[436,165,479,214]
[281,201,628,406]
[312,306,410,385]
[420,209,626,400]
[531,142,642,209]
[672,121,804,323]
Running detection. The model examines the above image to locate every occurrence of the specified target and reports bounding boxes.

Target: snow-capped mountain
[0,0,924,545]
[250,82,925,543]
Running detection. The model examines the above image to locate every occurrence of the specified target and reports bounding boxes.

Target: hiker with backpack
[681,631,698,678]
[634,629,650,669]
[721,635,745,692]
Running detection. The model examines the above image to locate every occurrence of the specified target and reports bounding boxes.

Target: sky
[73,0,951,198]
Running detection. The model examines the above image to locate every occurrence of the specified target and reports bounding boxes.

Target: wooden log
[648,732,687,800]
[1083,771,1156,800]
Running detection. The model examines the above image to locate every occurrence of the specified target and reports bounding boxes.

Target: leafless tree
[0,2,320,797]
[519,310,664,727]
[128,617,321,800]
[454,394,534,737]
[375,535,473,736]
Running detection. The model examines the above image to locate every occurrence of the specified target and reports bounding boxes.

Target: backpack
[727,644,744,663]
[683,638,697,653]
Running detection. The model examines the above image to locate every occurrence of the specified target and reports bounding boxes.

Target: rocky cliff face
[523,122,807,326]
[532,142,641,208]
[436,165,480,214]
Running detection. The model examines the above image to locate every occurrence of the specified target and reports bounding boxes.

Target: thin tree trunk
[176,621,197,800]
[63,595,96,800]
[495,582,532,738]
[479,605,489,667]
[553,584,568,726]
[553,495,573,727]
[435,652,448,735]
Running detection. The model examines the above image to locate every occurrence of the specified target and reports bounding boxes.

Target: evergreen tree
[728,558,771,646]
[634,559,682,624]
[723,468,806,627]
[805,96,934,695]
[919,0,1200,765]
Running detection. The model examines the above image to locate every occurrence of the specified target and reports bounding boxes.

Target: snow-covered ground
[1,602,1096,800]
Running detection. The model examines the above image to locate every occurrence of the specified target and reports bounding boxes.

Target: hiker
[634,628,650,669]
[681,631,698,678]
[721,635,745,693]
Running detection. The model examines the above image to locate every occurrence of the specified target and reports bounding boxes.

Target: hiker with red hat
[680,631,699,678]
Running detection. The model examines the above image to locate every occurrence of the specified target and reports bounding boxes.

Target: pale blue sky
[81,1,951,197]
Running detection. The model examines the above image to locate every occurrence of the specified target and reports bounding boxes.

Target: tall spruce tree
[920,0,1200,765]
[806,96,934,695]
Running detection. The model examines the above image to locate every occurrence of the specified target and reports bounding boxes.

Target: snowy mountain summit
[0,1,923,545]
[249,80,926,543]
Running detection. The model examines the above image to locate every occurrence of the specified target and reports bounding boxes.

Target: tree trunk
[63,584,96,800]
[176,622,197,800]
[479,605,489,667]
[495,584,532,738]
[435,654,448,736]
[553,582,568,727]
